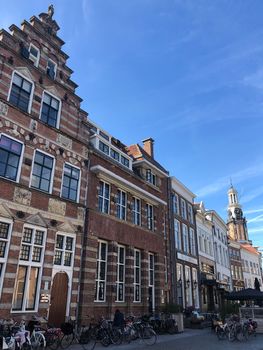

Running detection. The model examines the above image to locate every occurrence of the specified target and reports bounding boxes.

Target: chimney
[142,138,154,158]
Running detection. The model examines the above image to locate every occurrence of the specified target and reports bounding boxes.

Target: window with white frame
[185,266,192,306]
[31,151,54,193]
[95,241,107,301]
[172,193,179,215]
[192,268,199,309]
[132,197,141,226]
[9,72,33,113]
[110,148,120,161]
[99,141,109,155]
[189,228,196,256]
[120,155,130,168]
[46,59,57,79]
[0,221,12,296]
[146,169,156,186]
[61,164,80,202]
[40,92,60,128]
[176,263,184,307]
[146,204,154,231]
[149,253,154,287]
[174,219,181,250]
[134,249,141,302]
[180,199,187,219]
[187,204,194,224]
[54,234,74,267]
[182,224,189,254]
[29,44,40,67]
[98,181,110,214]
[0,135,23,182]
[116,190,126,220]
[12,226,45,311]
[116,245,125,302]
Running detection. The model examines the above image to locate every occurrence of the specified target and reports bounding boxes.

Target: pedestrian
[113,309,125,331]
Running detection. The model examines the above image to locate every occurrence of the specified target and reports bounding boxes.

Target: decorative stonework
[69,157,79,165]
[77,207,85,221]
[57,134,72,150]
[57,221,76,233]
[26,213,47,227]
[16,67,34,81]
[48,198,66,216]
[82,146,89,159]
[13,187,32,206]
[0,101,8,117]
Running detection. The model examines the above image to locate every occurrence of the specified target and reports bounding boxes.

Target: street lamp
[186,279,190,288]
[193,280,198,289]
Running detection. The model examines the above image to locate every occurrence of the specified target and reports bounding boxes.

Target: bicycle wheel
[228,328,235,342]
[97,329,110,347]
[142,327,157,346]
[79,329,96,350]
[46,333,60,350]
[31,333,46,350]
[110,328,122,345]
[60,333,74,349]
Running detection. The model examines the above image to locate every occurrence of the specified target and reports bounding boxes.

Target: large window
[149,253,155,287]
[192,268,199,309]
[61,164,80,202]
[0,135,23,182]
[182,224,189,254]
[172,193,179,215]
[12,226,45,311]
[134,249,141,302]
[174,219,181,250]
[116,190,126,220]
[95,241,107,302]
[146,169,156,186]
[189,228,196,256]
[54,234,74,267]
[146,204,154,231]
[0,221,12,296]
[98,181,110,214]
[116,245,125,302]
[40,92,60,128]
[181,199,187,219]
[187,204,194,224]
[99,141,109,155]
[132,197,141,226]
[31,151,54,193]
[9,73,33,112]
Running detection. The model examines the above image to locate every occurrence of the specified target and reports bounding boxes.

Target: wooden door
[48,272,69,327]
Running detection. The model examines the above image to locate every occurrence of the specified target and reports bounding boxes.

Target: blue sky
[1,1,263,246]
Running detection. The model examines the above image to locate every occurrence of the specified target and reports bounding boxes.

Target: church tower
[227,185,248,241]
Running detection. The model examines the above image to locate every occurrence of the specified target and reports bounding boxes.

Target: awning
[225,288,263,301]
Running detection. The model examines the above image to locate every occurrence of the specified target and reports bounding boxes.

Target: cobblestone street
[70,329,263,350]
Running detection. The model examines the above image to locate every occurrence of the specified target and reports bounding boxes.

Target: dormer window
[99,141,109,155]
[121,155,129,168]
[46,59,57,80]
[29,44,40,67]
[146,169,156,186]
[110,149,120,161]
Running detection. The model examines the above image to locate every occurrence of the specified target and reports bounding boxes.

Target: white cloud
[248,214,263,224]
[245,208,263,215]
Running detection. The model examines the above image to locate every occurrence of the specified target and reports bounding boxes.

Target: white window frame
[29,149,55,194]
[53,233,75,268]
[0,218,13,299]
[7,70,35,114]
[146,169,156,186]
[180,198,187,219]
[146,204,154,231]
[29,43,40,67]
[98,181,110,214]
[46,58,57,79]
[174,219,181,250]
[132,197,141,226]
[116,189,126,220]
[12,224,46,313]
[187,203,194,224]
[189,228,196,256]
[60,162,81,203]
[134,249,141,302]
[39,90,62,129]
[176,263,185,307]
[185,266,192,307]
[95,240,108,302]
[192,268,199,309]
[116,245,125,302]
[182,224,189,254]
[172,193,179,215]
[0,133,24,183]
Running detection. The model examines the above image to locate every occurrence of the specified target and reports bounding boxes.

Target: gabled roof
[240,244,259,255]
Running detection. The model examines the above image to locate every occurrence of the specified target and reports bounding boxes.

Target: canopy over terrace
[225,288,263,301]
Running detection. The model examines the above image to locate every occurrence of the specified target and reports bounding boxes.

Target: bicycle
[130,318,157,346]
[27,320,46,350]
[60,320,96,350]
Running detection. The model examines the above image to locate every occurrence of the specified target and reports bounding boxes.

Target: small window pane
[56,235,64,249]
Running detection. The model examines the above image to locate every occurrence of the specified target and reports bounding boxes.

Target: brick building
[79,128,169,322]
[0,7,90,325]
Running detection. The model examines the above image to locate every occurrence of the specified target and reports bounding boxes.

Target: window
[116,245,125,302]
[132,197,141,226]
[95,241,107,301]
[40,92,60,128]
[192,268,199,309]
[134,249,141,302]
[174,219,181,250]
[110,149,120,161]
[0,221,12,296]
[176,264,184,307]
[172,193,179,215]
[189,228,196,256]
[182,224,189,254]
[31,151,54,193]
[29,44,40,67]
[99,130,109,141]
[187,204,194,224]
[181,199,187,219]
[99,141,109,155]
[185,266,192,306]
[46,59,57,79]
[0,135,23,182]
[98,181,110,214]
[61,164,80,202]
[12,226,45,311]
[149,253,154,287]
[146,169,156,186]
[120,155,129,168]
[9,73,33,112]
[116,190,126,220]
[54,234,74,267]
[146,204,154,231]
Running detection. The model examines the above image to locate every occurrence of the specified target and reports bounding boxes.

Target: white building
[241,244,262,290]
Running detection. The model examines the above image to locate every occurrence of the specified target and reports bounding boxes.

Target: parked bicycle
[60,320,96,350]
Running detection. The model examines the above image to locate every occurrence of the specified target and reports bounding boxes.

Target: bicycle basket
[61,322,73,335]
